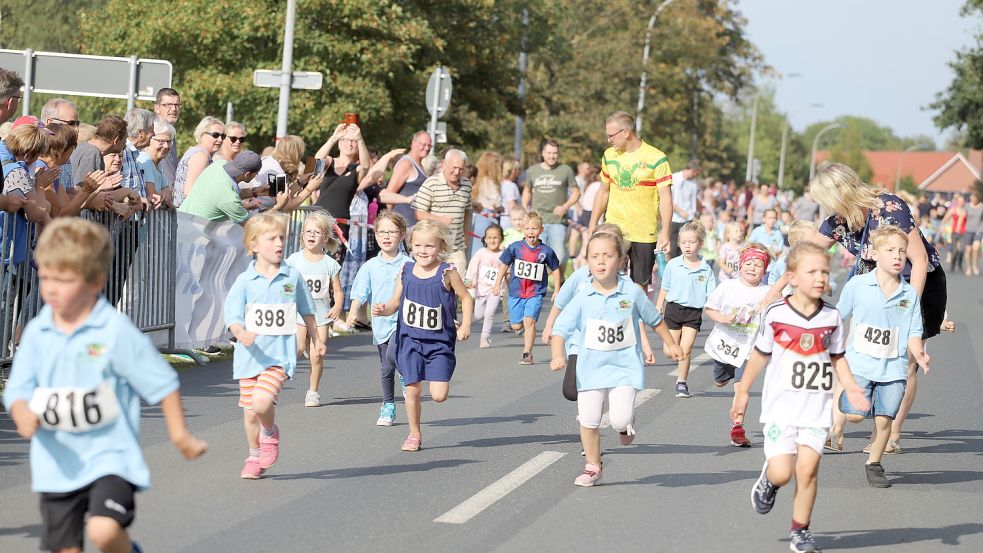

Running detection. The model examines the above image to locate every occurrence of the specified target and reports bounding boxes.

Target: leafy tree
[0,0,103,53]
[932,0,983,149]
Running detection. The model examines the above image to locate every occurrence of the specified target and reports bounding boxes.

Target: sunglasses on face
[227,136,246,143]
[51,117,80,127]
[203,131,226,140]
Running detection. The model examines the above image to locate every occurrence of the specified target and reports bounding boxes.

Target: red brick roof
[815,150,981,193]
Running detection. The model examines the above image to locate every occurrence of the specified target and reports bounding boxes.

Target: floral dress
[820,193,942,279]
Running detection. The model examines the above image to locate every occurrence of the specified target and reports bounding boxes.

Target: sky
[737,0,978,149]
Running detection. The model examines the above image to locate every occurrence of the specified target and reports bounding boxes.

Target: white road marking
[599,388,660,428]
[667,352,711,377]
[434,451,567,524]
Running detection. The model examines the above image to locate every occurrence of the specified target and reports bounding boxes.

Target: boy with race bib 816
[4,219,207,553]
[493,211,561,365]
[224,212,324,479]
[731,242,869,553]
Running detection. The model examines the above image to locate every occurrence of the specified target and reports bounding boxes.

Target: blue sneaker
[376,402,396,427]
[132,542,144,553]
[751,461,779,514]
[789,527,821,552]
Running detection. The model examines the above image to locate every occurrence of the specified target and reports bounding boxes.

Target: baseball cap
[224,150,262,178]
[11,115,40,128]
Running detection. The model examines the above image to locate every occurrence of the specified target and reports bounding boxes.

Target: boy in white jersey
[731,242,869,553]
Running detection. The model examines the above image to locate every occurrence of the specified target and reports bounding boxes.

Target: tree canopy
[932,0,983,149]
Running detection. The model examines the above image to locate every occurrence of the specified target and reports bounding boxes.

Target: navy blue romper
[392,262,458,384]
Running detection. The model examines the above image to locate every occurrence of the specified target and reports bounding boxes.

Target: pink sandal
[401,434,422,452]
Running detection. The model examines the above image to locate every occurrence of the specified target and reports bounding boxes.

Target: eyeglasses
[376,230,401,237]
[227,136,246,143]
[157,102,181,110]
[303,230,324,236]
[50,117,80,127]
[606,128,628,140]
[151,137,172,144]
[203,131,226,140]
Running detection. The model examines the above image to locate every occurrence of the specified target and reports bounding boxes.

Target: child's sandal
[401,434,422,452]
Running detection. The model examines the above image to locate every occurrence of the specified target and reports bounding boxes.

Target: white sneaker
[304,390,321,407]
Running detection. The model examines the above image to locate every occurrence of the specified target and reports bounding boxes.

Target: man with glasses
[41,98,80,190]
[0,69,25,162]
[588,111,673,288]
[154,88,181,186]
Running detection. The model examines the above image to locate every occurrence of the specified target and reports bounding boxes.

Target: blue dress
[392,262,458,384]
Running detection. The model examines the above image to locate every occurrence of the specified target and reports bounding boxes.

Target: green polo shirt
[177,161,249,223]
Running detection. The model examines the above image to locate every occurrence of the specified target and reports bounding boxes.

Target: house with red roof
[815,150,981,194]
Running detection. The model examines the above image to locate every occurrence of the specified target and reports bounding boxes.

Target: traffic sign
[0,49,171,101]
[426,67,452,117]
[435,122,448,144]
[253,70,323,90]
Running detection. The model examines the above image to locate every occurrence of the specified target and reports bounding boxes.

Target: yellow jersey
[599,141,672,243]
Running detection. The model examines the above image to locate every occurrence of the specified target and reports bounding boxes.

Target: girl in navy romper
[373,220,474,451]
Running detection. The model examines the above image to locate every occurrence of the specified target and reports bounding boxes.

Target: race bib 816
[29,381,120,433]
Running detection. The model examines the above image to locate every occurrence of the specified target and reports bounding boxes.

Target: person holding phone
[312,119,372,264]
[178,151,295,223]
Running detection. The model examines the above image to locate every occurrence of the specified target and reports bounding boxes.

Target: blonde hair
[272,135,305,181]
[809,162,887,232]
[605,111,635,131]
[408,219,451,260]
[194,116,224,142]
[740,242,772,262]
[243,212,289,252]
[35,218,113,283]
[502,158,517,179]
[472,151,503,202]
[77,123,97,143]
[787,220,819,246]
[303,210,340,254]
[786,242,829,272]
[5,124,48,159]
[679,221,705,243]
[524,211,544,227]
[870,224,909,249]
[374,209,407,236]
[592,222,628,258]
[724,222,744,242]
[508,205,527,224]
[586,231,628,264]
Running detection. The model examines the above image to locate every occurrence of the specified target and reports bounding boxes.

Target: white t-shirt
[580,181,601,211]
[754,300,845,428]
[704,278,771,366]
[500,179,520,229]
[245,156,285,190]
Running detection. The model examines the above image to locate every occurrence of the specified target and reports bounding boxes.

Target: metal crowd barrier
[1,208,185,378]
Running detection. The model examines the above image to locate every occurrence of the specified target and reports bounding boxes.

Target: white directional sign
[0,49,171,101]
[253,70,323,90]
[426,67,452,117]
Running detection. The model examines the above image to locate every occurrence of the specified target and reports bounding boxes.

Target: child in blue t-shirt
[656,221,717,399]
[748,208,785,259]
[224,212,323,480]
[348,210,412,427]
[4,218,206,553]
[492,211,561,365]
[286,210,343,408]
[550,231,683,487]
[372,219,474,452]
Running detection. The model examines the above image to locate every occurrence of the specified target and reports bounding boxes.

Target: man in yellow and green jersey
[588,111,673,286]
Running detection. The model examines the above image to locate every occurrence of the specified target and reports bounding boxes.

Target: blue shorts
[838,375,906,418]
[390,338,455,385]
[508,295,545,325]
[713,360,744,385]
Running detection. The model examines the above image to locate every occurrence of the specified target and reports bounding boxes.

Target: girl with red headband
[703,243,773,447]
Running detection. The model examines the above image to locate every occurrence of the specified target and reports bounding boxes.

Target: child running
[348,210,413,426]
[704,243,772,447]
[493,211,561,365]
[4,218,207,553]
[465,223,505,348]
[833,226,930,487]
[656,221,717,398]
[224,212,324,479]
[699,212,719,272]
[550,231,684,486]
[286,210,343,407]
[373,219,474,451]
[731,242,869,553]
[718,222,745,281]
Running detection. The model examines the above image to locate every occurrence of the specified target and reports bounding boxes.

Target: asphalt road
[2,273,982,553]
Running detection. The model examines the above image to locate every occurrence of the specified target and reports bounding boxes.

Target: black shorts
[664,301,703,331]
[40,475,137,551]
[669,221,686,258]
[627,241,657,286]
[920,265,947,340]
[713,360,744,385]
[562,354,578,401]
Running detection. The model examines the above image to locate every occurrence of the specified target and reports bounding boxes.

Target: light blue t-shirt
[767,255,787,286]
[836,270,923,382]
[748,225,784,254]
[2,299,179,492]
[553,278,663,391]
[224,261,316,379]
[349,251,412,344]
[0,139,12,163]
[286,251,342,326]
[660,256,716,308]
[136,151,168,191]
[554,266,593,356]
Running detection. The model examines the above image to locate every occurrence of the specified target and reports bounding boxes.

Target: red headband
[740,248,770,270]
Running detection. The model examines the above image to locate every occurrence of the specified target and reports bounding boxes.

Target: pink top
[465,247,504,297]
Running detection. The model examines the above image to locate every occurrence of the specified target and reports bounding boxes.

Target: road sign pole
[276,0,297,139]
[22,49,33,116]
[226,101,234,124]
[127,55,138,111]
[428,74,440,147]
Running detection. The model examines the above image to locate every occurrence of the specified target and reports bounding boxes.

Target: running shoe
[730,423,751,447]
[501,323,511,333]
[376,402,396,427]
[619,424,636,446]
[520,352,534,365]
[132,541,144,553]
[788,527,821,552]
[258,425,280,469]
[240,457,263,480]
[674,381,691,398]
[304,390,321,407]
[751,461,778,514]
[574,462,602,487]
[401,434,422,451]
[864,462,891,488]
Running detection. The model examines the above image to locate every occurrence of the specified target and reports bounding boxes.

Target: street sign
[253,70,323,90]
[434,122,448,144]
[426,67,452,117]
[0,49,171,103]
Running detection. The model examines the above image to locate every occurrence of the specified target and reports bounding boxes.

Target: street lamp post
[809,122,845,180]
[635,0,675,135]
[745,93,759,184]
[894,143,932,191]
[777,103,821,189]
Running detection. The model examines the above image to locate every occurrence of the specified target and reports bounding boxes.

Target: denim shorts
[838,375,906,418]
